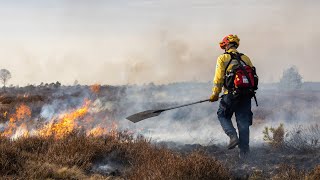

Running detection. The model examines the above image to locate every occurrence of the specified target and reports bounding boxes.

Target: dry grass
[125,137,229,180]
[1,130,319,179]
[0,139,23,176]
[308,165,320,180]
[249,165,320,180]
[270,164,320,180]
[271,165,307,180]
[0,132,230,179]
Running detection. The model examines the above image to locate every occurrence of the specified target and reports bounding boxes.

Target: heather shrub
[263,123,285,149]
[307,165,320,180]
[0,142,24,176]
[271,165,305,180]
[271,164,320,180]
[0,132,230,179]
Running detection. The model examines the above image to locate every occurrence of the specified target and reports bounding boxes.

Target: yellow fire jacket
[212,48,253,95]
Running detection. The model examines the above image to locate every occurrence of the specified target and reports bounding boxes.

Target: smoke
[1,81,319,148]
[120,82,320,146]
[0,0,319,86]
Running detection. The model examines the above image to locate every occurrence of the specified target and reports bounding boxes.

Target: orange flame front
[0,100,122,139]
[0,99,121,140]
[2,104,31,137]
[87,126,105,137]
[37,100,90,139]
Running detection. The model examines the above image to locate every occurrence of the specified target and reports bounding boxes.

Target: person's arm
[211,55,225,99]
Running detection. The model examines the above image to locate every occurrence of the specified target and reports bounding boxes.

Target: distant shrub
[279,66,302,90]
[54,81,61,88]
[263,123,285,149]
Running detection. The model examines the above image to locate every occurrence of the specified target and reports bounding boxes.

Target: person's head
[219,34,240,51]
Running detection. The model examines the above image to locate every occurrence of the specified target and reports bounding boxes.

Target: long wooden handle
[160,99,210,112]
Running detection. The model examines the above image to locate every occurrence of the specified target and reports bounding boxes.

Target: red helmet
[219,34,240,49]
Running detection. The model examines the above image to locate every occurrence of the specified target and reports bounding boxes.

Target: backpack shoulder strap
[237,53,247,65]
[224,52,245,74]
[224,52,233,74]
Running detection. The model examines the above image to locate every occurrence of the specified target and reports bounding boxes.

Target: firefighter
[209,34,257,158]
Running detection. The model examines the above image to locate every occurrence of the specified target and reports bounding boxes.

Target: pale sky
[0,0,319,85]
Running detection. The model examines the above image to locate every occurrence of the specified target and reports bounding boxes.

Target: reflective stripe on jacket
[212,48,253,95]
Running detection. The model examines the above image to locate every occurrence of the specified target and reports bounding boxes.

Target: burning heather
[2,104,31,138]
[37,99,91,139]
[0,89,120,139]
[0,83,320,179]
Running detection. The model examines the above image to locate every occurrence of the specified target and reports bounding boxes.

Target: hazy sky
[0,0,319,85]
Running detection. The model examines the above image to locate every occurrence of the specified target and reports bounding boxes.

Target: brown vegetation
[0,132,230,179]
[1,132,319,179]
[270,164,320,180]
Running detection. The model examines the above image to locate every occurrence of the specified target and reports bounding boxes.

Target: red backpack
[224,52,259,106]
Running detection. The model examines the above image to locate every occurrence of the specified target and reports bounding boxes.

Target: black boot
[239,150,250,159]
[227,135,239,149]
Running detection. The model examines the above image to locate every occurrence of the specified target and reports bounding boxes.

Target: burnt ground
[163,142,320,179]
[89,140,320,179]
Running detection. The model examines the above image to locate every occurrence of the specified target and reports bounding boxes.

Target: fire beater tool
[126,99,210,123]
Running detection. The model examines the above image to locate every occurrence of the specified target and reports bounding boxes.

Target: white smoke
[1,0,320,85]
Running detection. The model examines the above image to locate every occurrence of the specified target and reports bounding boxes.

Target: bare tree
[0,69,12,91]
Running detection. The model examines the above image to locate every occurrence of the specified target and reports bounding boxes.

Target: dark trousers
[217,94,253,152]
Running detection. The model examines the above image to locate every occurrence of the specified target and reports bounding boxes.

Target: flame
[38,100,90,139]
[12,123,29,139]
[109,122,118,137]
[1,99,122,140]
[86,122,119,137]
[2,104,31,137]
[87,127,105,137]
[90,84,101,94]
[15,104,32,120]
